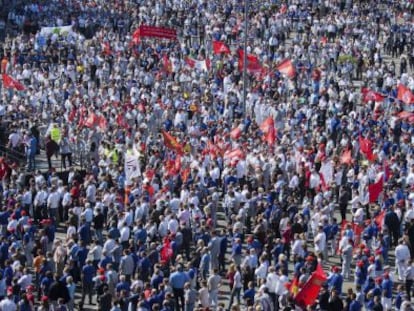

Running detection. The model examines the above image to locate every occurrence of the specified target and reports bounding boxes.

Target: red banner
[369,175,384,203]
[133,25,177,41]
[2,74,26,91]
[294,264,327,308]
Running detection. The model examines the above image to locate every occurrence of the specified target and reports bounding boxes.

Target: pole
[242,0,248,117]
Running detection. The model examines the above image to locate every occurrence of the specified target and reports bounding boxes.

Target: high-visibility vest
[50,127,61,143]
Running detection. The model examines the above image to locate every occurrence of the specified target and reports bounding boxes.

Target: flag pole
[242,0,248,117]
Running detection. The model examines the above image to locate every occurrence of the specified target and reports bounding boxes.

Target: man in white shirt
[47,186,60,220]
[0,291,17,311]
[314,224,327,261]
[395,239,411,281]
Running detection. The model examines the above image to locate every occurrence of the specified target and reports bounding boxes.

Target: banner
[124,153,141,182]
[359,136,376,162]
[2,74,26,91]
[40,25,74,36]
[132,25,177,42]
[294,264,327,308]
[320,161,333,185]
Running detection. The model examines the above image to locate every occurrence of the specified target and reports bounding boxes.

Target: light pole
[242,0,248,117]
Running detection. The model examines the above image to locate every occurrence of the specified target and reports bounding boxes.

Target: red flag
[116,114,130,129]
[238,49,262,73]
[160,238,173,262]
[340,149,352,165]
[397,84,414,104]
[68,107,77,122]
[135,25,177,40]
[260,117,276,145]
[207,141,222,159]
[369,174,384,203]
[224,148,244,160]
[264,126,276,146]
[375,210,385,229]
[181,167,190,183]
[131,28,141,45]
[185,57,210,72]
[359,136,376,162]
[279,4,287,14]
[98,115,107,130]
[213,41,231,54]
[260,117,274,134]
[276,59,296,79]
[162,54,173,73]
[361,88,385,103]
[161,130,183,155]
[2,74,26,91]
[85,113,99,128]
[294,264,327,308]
[102,42,112,55]
[290,276,299,296]
[230,127,242,140]
[398,111,414,120]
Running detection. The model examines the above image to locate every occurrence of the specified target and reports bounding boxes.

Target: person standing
[405,260,414,301]
[395,239,411,281]
[59,134,72,170]
[184,282,197,311]
[207,268,221,308]
[26,132,38,171]
[169,264,189,311]
[81,259,96,307]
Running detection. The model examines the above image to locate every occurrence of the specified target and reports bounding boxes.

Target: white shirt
[266,272,279,293]
[314,231,327,253]
[0,298,17,311]
[167,218,179,234]
[275,274,288,295]
[47,191,60,209]
[395,244,411,262]
[120,226,130,242]
[82,207,93,223]
[103,238,116,254]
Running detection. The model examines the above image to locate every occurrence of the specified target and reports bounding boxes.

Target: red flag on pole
[181,167,191,183]
[161,130,184,155]
[162,54,173,73]
[397,84,414,104]
[359,136,376,162]
[238,49,262,73]
[375,210,385,230]
[260,117,276,145]
[294,264,327,308]
[2,74,26,91]
[213,41,231,54]
[361,88,385,103]
[276,59,296,79]
[368,174,384,203]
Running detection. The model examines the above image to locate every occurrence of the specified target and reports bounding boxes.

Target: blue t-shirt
[82,264,96,284]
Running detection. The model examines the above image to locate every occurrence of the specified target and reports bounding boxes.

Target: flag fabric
[238,49,262,73]
[359,136,376,162]
[162,54,173,73]
[397,84,414,104]
[98,115,107,131]
[223,148,244,160]
[264,126,276,146]
[340,149,352,165]
[290,276,299,296]
[375,210,385,230]
[85,113,99,128]
[40,25,74,36]
[2,74,26,91]
[294,264,327,308]
[132,25,177,43]
[161,130,183,155]
[276,59,296,79]
[124,153,141,182]
[160,238,174,262]
[102,42,112,55]
[230,127,242,140]
[207,141,222,159]
[116,114,130,129]
[398,111,414,120]
[213,41,231,54]
[369,174,384,203]
[260,117,274,134]
[320,160,334,185]
[185,57,211,72]
[361,88,386,102]
[181,167,191,183]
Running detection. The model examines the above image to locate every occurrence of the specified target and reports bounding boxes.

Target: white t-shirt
[314,231,327,253]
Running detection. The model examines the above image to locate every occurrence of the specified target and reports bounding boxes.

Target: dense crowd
[1,0,414,311]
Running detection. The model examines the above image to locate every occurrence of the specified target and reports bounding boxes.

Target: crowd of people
[0,0,414,311]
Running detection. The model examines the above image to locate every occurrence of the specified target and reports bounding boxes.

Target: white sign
[124,153,141,182]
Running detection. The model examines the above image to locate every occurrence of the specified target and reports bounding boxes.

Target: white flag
[320,160,333,185]
[40,25,74,36]
[124,153,141,182]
